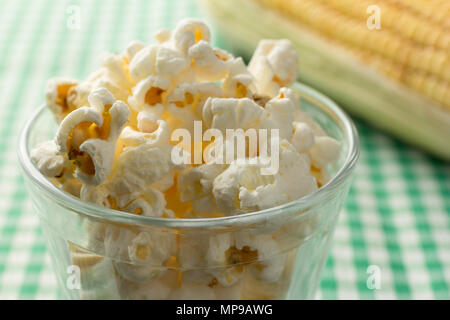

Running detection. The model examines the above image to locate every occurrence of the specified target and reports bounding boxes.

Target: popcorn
[123,40,145,62]
[46,78,79,122]
[258,87,297,140]
[213,140,317,215]
[120,115,170,148]
[121,188,167,217]
[127,231,175,273]
[166,82,201,122]
[129,45,159,82]
[65,82,91,110]
[291,121,315,153]
[69,245,120,299]
[203,97,264,132]
[103,228,175,283]
[248,39,298,97]
[128,75,170,115]
[188,40,233,81]
[172,18,211,56]
[310,136,341,169]
[101,52,134,91]
[178,163,226,202]
[213,160,283,215]
[155,46,189,78]
[165,82,221,132]
[30,140,67,177]
[235,232,285,283]
[106,144,181,207]
[222,58,255,98]
[56,88,130,185]
[205,233,245,287]
[31,19,343,300]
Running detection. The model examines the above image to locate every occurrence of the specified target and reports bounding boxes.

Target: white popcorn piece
[56,88,130,185]
[203,97,264,132]
[128,75,170,115]
[258,87,297,140]
[104,228,175,283]
[122,188,167,217]
[123,40,145,62]
[190,82,223,117]
[120,118,170,148]
[178,163,226,202]
[172,18,211,56]
[137,110,160,132]
[235,232,286,283]
[46,77,79,122]
[291,121,315,153]
[213,160,284,215]
[309,135,341,169]
[60,176,83,197]
[166,82,201,122]
[188,40,233,81]
[101,52,134,91]
[213,140,317,215]
[205,233,245,287]
[248,39,298,97]
[222,58,255,98]
[81,178,168,218]
[276,139,318,200]
[167,82,223,135]
[128,231,174,270]
[129,45,159,82]
[92,74,130,103]
[177,163,226,215]
[65,82,91,110]
[80,183,111,206]
[75,67,131,106]
[78,259,121,299]
[293,109,328,137]
[30,140,67,177]
[155,46,189,78]
[68,244,120,299]
[107,144,181,205]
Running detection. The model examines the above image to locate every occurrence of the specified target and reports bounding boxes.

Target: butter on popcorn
[31,19,342,300]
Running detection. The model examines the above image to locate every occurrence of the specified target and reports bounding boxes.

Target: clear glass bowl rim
[17,81,359,229]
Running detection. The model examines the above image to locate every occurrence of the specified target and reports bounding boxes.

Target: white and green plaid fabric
[0,0,449,300]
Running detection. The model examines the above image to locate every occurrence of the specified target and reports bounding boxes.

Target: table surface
[0,0,449,300]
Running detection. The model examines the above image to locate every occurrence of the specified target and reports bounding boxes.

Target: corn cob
[201,0,450,159]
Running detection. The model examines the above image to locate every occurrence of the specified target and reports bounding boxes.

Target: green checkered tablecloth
[0,0,449,300]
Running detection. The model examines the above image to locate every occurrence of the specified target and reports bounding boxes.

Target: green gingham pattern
[0,0,448,300]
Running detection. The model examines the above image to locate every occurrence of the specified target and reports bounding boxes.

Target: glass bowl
[17,82,359,300]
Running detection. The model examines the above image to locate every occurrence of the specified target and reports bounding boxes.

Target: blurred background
[0,0,449,299]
